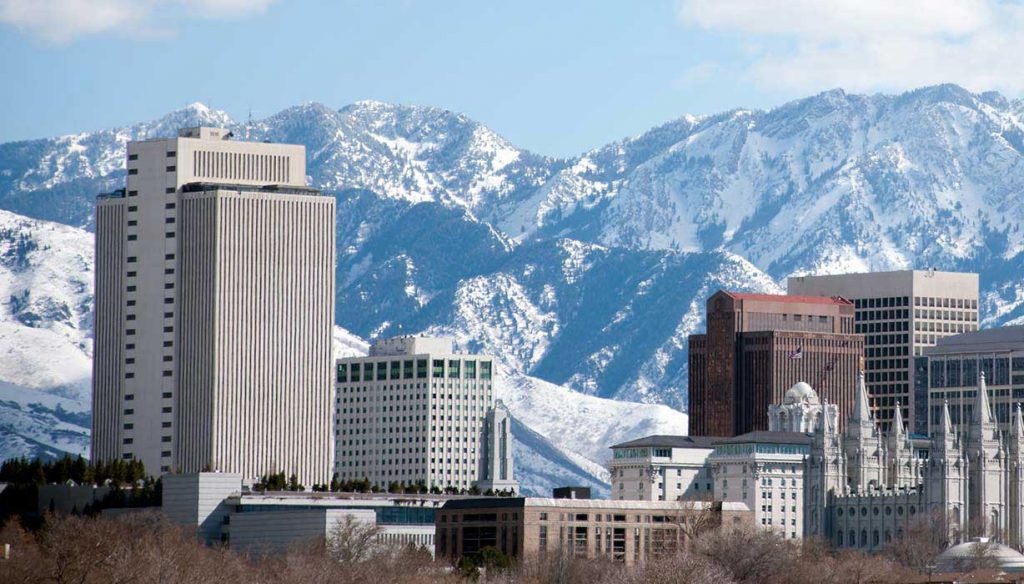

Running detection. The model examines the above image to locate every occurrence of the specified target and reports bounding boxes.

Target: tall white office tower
[788,270,978,432]
[333,336,517,492]
[93,127,335,487]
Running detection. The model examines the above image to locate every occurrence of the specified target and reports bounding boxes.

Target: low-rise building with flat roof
[162,472,478,555]
[434,496,752,566]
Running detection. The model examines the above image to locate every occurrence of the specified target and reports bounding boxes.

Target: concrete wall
[162,473,242,543]
[228,508,375,556]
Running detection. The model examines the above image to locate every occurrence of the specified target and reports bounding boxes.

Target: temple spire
[939,399,954,435]
[974,370,994,425]
[851,370,872,424]
[1014,403,1024,440]
[892,400,905,435]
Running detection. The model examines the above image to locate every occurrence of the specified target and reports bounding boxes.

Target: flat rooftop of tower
[609,435,719,450]
[179,182,325,197]
[724,291,853,306]
[787,270,979,297]
[366,336,458,357]
[178,126,231,140]
[926,325,1024,355]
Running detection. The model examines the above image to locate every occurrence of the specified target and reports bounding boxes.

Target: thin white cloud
[0,0,277,43]
[677,0,1024,95]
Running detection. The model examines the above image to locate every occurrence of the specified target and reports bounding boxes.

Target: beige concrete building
[334,337,516,492]
[607,436,717,501]
[435,497,751,566]
[788,270,978,431]
[93,127,335,487]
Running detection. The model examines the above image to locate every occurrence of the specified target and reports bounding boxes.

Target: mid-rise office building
[688,290,863,436]
[788,270,979,431]
[334,336,517,493]
[92,127,335,487]
[921,326,1024,435]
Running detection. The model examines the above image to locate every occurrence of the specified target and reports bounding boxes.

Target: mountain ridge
[2,84,1024,483]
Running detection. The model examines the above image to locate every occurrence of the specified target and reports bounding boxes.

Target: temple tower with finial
[927,399,967,542]
[1008,404,1024,548]
[965,372,1007,540]
[845,372,885,492]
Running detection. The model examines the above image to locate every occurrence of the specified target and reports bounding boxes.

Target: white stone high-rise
[92,127,335,487]
[333,336,516,492]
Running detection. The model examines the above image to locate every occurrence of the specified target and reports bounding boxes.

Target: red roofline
[722,291,853,306]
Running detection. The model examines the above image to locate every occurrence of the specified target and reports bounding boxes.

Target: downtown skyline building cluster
[85,126,1024,566]
[90,128,516,493]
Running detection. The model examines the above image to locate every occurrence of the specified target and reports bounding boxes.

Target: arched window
[872,530,879,547]
[838,531,844,546]
[861,530,868,547]
[885,530,892,543]
[849,530,856,546]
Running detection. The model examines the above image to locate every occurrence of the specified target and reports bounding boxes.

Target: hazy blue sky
[2,0,1022,156]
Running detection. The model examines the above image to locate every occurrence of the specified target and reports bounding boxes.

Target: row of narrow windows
[193,150,289,183]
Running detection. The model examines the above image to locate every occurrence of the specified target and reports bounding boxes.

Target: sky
[2,0,1024,157]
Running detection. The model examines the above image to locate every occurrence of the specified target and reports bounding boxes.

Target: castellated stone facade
[806,371,1024,551]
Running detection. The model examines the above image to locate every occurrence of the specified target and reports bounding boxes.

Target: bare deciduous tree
[327,515,384,564]
[884,508,955,572]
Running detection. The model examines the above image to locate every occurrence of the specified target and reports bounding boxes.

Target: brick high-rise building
[688,291,863,437]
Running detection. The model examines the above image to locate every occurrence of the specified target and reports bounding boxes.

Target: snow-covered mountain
[2,84,1023,484]
[0,207,684,494]
[0,210,92,460]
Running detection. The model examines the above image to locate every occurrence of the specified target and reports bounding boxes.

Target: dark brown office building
[689,291,864,437]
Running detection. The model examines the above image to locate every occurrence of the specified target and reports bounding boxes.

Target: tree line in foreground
[1,508,1003,584]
